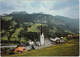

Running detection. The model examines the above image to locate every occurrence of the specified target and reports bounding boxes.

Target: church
[40,25,45,46]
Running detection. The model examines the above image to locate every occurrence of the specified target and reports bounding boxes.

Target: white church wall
[40,33,45,46]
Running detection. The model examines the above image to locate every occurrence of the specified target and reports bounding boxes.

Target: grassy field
[28,24,41,32]
[28,24,46,32]
[9,39,79,56]
[2,16,13,21]
[11,27,23,41]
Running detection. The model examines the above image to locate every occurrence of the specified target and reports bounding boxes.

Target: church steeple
[41,25,43,34]
[40,25,45,46]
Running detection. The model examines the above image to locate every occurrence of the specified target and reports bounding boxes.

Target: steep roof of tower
[41,25,43,34]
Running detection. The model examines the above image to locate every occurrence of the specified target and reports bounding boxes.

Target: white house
[50,37,60,41]
[50,37,65,43]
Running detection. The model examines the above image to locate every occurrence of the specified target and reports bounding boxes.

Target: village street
[1,38,53,51]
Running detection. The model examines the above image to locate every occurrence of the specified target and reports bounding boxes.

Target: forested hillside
[0,11,79,44]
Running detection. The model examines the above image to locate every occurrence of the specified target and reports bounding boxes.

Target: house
[50,37,65,43]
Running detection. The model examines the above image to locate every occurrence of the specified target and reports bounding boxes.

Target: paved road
[1,43,53,50]
[0,45,17,48]
[35,44,53,49]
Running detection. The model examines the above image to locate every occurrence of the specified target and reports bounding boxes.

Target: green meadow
[2,16,13,21]
[28,24,46,32]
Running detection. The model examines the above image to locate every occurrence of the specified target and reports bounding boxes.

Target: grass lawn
[9,39,79,56]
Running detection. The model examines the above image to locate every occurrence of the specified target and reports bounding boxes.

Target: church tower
[40,25,45,46]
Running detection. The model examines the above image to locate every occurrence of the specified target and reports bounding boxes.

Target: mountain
[1,11,79,43]
[8,12,79,33]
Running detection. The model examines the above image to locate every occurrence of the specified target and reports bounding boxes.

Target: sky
[0,0,79,18]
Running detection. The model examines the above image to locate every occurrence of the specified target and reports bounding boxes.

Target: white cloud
[0,0,79,18]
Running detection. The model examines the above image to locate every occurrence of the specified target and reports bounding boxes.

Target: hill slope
[1,11,79,43]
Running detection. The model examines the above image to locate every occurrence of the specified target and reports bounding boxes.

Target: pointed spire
[41,25,43,34]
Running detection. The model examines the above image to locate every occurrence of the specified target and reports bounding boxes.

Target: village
[1,29,79,56]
